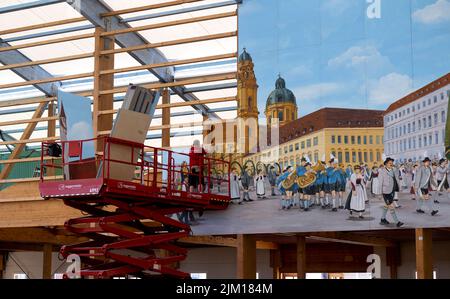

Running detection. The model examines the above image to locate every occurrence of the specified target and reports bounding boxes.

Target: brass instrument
[281,171,298,190]
[297,171,316,188]
[313,160,325,172]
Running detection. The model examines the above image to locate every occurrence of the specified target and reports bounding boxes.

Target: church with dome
[265,75,298,127]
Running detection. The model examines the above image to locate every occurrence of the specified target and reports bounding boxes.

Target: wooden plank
[0,228,84,245]
[101,11,237,37]
[0,136,58,146]
[236,235,256,279]
[97,96,236,115]
[0,156,58,165]
[296,236,306,279]
[0,116,58,127]
[0,200,84,228]
[0,72,92,89]
[93,27,114,152]
[161,89,171,148]
[42,243,52,279]
[99,72,236,96]
[307,232,397,247]
[0,242,59,252]
[0,103,47,182]
[100,0,203,17]
[100,31,237,56]
[0,33,95,53]
[0,96,54,108]
[0,52,93,71]
[100,52,237,75]
[415,228,433,279]
[178,236,237,247]
[0,176,62,184]
[0,17,85,36]
[47,102,56,177]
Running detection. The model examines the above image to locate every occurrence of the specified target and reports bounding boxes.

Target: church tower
[236,48,259,156]
[265,75,298,128]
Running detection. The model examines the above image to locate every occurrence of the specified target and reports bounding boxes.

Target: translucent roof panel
[0,0,238,151]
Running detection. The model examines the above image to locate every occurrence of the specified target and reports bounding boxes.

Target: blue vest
[326,167,340,184]
[296,166,307,176]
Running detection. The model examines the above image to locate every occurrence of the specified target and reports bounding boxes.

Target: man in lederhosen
[379,158,404,227]
[415,157,439,216]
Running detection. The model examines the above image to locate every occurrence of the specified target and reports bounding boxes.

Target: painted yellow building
[247,108,385,168]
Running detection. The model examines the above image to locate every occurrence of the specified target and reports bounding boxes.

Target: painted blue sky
[239,0,450,118]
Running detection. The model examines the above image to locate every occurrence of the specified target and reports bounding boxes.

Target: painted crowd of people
[228,155,450,227]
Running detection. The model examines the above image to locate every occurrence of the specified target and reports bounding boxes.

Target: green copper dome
[266,76,297,108]
[238,48,252,62]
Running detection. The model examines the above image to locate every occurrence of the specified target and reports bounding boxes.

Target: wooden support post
[386,246,400,279]
[415,228,433,279]
[161,88,170,148]
[93,27,115,152]
[270,249,281,279]
[47,101,56,177]
[0,102,47,181]
[203,114,209,146]
[236,234,256,279]
[0,252,5,279]
[42,243,52,279]
[296,236,306,279]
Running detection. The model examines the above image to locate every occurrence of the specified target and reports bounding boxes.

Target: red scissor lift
[39,137,231,279]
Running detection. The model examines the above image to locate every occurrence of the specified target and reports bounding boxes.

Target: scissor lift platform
[39,137,230,279]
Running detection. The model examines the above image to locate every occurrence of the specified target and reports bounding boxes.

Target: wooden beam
[161,89,171,149]
[270,250,281,279]
[236,235,256,279]
[47,102,57,177]
[0,96,54,108]
[0,242,58,252]
[0,116,58,127]
[42,243,52,279]
[0,251,4,279]
[296,236,306,279]
[307,232,396,247]
[99,72,236,96]
[101,11,237,37]
[178,236,278,250]
[0,33,94,53]
[0,102,47,182]
[386,246,400,279]
[0,72,92,89]
[0,136,59,146]
[0,17,85,36]
[100,52,237,76]
[0,156,58,165]
[0,176,62,184]
[0,228,84,245]
[415,228,433,279]
[97,96,236,116]
[0,52,93,71]
[100,31,237,56]
[93,27,114,152]
[100,0,203,17]
[178,236,237,247]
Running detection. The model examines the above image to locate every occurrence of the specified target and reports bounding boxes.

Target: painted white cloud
[413,0,450,24]
[328,45,390,69]
[70,121,93,140]
[293,82,343,101]
[367,73,413,105]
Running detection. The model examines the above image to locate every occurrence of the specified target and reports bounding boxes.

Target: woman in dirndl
[345,165,368,219]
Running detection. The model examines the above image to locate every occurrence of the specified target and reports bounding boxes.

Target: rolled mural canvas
[192,0,450,235]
